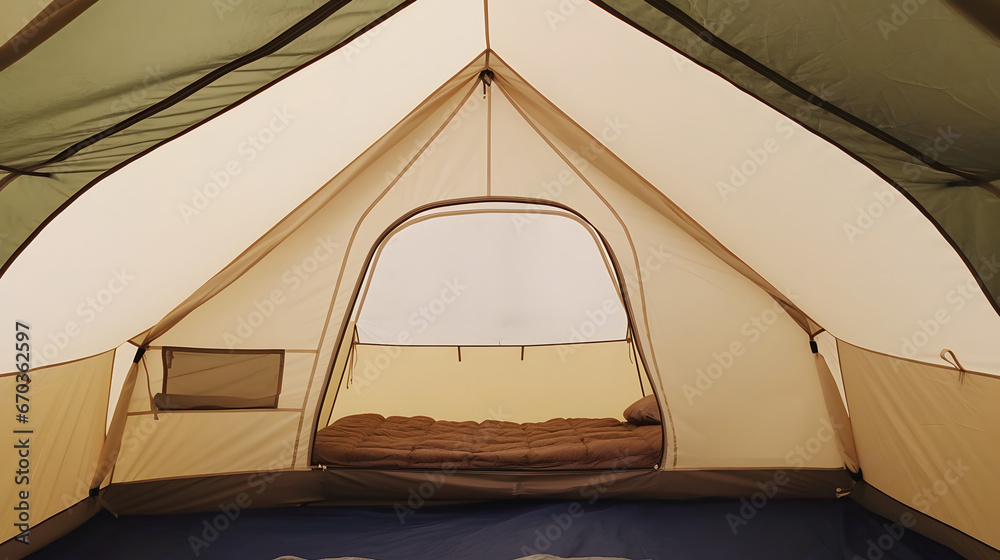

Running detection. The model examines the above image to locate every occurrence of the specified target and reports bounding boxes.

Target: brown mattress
[313,413,662,469]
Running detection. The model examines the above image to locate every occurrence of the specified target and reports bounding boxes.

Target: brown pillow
[623,394,661,425]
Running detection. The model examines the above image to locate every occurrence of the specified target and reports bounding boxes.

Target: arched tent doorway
[313,201,663,470]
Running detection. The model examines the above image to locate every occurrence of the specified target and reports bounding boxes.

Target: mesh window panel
[157,348,283,410]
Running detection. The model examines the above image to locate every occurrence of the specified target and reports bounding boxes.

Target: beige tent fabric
[815,331,847,408]
[31,3,851,509]
[115,347,315,412]
[109,55,846,479]
[0,350,112,544]
[840,341,1000,549]
[13,0,1000,380]
[107,347,314,483]
[297,87,493,467]
[328,341,645,424]
[108,70,489,478]
[812,354,858,473]
[316,321,357,431]
[111,410,300,483]
[487,0,1000,376]
[487,71,841,470]
[277,352,320,410]
[2,2,999,555]
[105,342,139,431]
[309,81,833,471]
[489,56,813,338]
[0,0,487,371]
[89,351,138,492]
[147,56,488,350]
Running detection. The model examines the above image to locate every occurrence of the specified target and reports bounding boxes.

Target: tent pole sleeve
[89,352,141,491]
[813,352,860,474]
[0,0,101,74]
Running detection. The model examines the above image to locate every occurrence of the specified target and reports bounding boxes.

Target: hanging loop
[940,349,967,385]
[479,69,494,98]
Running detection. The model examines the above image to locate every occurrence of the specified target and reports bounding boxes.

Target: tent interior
[313,205,665,470]
[2,0,1000,559]
[327,206,646,424]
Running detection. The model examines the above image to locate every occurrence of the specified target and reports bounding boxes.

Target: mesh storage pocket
[157,347,283,410]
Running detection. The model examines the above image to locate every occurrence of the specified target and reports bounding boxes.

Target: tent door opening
[311,200,665,470]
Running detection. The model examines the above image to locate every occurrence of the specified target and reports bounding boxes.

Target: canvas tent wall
[319,205,651,425]
[97,58,847,479]
[1,0,1000,558]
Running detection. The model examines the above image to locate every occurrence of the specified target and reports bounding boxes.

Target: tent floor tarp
[25,499,963,560]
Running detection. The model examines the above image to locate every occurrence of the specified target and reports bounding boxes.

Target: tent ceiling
[0,0,418,271]
[3,0,1000,375]
[3,0,1000,306]
[596,0,1000,311]
[0,0,485,367]
[489,0,1000,372]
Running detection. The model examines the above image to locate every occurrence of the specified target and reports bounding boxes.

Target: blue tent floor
[27,498,964,560]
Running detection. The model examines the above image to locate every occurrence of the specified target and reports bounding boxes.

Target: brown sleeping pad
[313,413,662,469]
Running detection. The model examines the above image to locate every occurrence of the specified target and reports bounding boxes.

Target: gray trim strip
[100,467,853,515]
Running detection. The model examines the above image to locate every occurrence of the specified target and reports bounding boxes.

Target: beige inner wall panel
[816,331,847,409]
[329,341,646,424]
[298,91,496,465]
[276,352,318,410]
[111,410,301,483]
[485,92,644,327]
[0,351,112,544]
[150,47,845,475]
[300,67,845,471]
[487,85,666,420]
[161,87,490,468]
[490,85,841,470]
[107,343,140,431]
[154,83,487,352]
[488,0,1000,375]
[577,160,841,470]
[154,68,491,468]
[840,342,1000,550]
[621,203,840,470]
